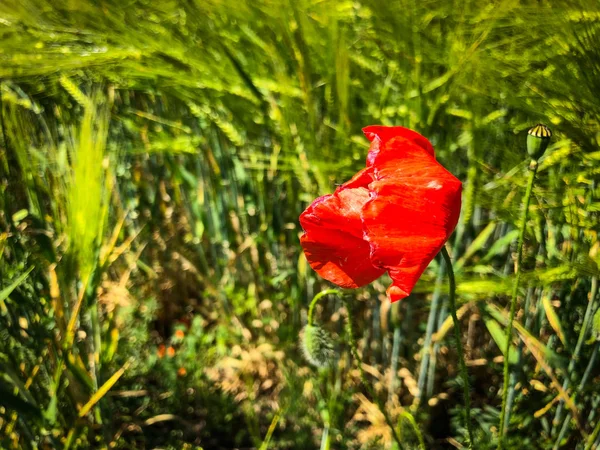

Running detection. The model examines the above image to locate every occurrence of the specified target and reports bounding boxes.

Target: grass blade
[78,361,129,418]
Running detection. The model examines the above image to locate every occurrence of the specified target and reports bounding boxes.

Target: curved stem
[498,161,538,448]
[307,289,341,326]
[345,303,405,450]
[441,246,473,448]
[398,411,426,450]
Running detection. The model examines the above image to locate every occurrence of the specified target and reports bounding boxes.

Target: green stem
[585,418,600,450]
[498,160,538,448]
[388,324,402,406]
[345,304,405,450]
[398,411,426,450]
[552,278,599,448]
[416,264,445,403]
[259,412,281,450]
[554,341,599,449]
[441,246,473,448]
[308,289,341,326]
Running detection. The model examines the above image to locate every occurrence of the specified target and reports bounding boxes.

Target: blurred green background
[1,0,600,448]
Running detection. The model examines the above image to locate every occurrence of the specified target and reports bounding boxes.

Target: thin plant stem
[594,430,600,450]
[498,160,538,447]
[585,418,600,450]
[504,286,536,441]
[345,303,405,450]
[305,288,343,448]
[319,424,331,450]
[373,299,382,364]
[307,289,340,326]
[427,300,448,398]
[587,396,600,424]
[421,228,463,401]
[259,413,281,450]
[441,246,474,448]
[554,341,599,449]
[416,264,445,403]
[552,277,598,438]
[398,411,426,450]
[388,324,402,406]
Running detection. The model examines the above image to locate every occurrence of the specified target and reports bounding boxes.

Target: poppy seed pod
[527,124,552,160]
[301,325,335,367]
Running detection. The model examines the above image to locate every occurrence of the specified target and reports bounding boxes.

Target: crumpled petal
[299,126,461,302]
[363,125,435,167]
[362,128,462,302]
[300,169,385,288]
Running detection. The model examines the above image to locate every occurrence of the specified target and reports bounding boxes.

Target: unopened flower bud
[527,124,552,160]
[301,325,335,367]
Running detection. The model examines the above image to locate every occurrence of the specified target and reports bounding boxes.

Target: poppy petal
[300,182,385,289]
[362,133,462,302]
[340,166,375,190]
[363,125,435,167]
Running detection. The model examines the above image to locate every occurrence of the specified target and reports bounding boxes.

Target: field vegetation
[1,0,600,448]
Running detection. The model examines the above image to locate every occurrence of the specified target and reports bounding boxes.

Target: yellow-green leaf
[484,317,519,365]
[456,221,497,270]
[78,362,129,418]
[542,295,567,347]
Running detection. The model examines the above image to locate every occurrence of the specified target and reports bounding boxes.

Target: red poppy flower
[300,126,462,302]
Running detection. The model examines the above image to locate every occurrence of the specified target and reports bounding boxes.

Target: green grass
[0,0,600,448]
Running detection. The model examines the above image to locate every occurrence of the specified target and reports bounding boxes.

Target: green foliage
[66,89,110,282]
[0,0,599,448]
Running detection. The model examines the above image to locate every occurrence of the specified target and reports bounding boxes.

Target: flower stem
[497,160,538,448]
[308,289,341,326]
[440,246,473,448]
[345,303,405,450]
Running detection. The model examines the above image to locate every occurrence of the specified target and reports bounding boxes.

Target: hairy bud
[301,325,335,367]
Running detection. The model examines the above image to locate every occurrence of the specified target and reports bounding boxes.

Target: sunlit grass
[0,0,599,448]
